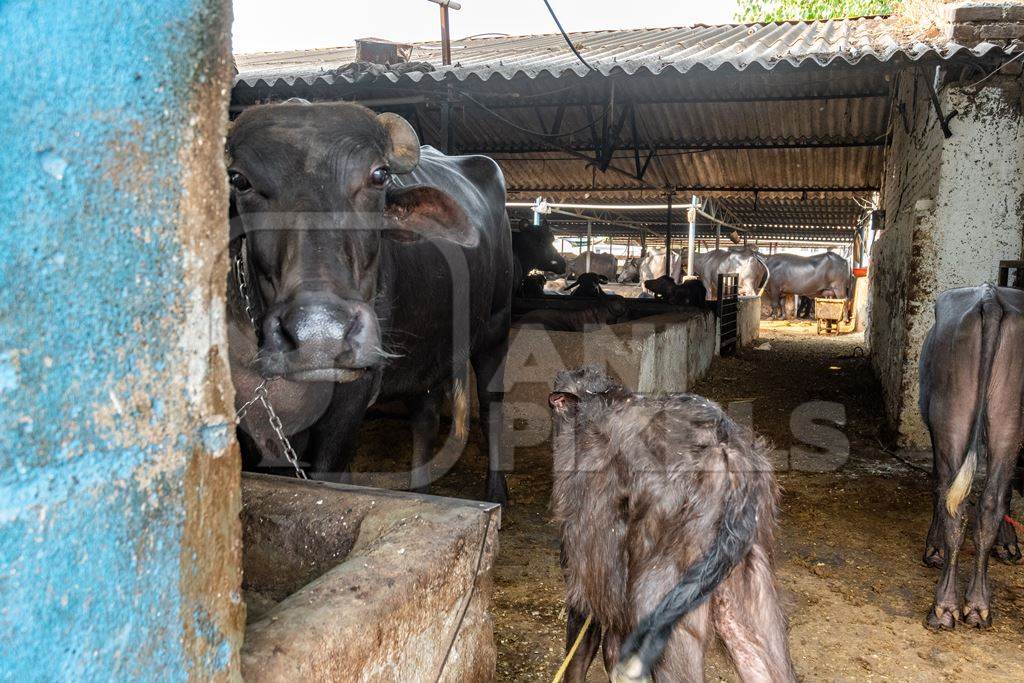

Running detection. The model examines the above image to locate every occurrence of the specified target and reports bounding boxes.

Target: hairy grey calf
[549,367,794,682]
[919,284,1024,629]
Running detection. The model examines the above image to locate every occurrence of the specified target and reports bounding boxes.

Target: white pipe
[687,195,698,277]
[509,199,750,233]
[585,221,592,272]
[507,201,698,211]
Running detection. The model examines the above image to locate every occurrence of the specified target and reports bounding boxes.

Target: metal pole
[664,192,674,277]
[865,211,876,266]
[715,223,721,251]
[438,3,452,66]
[687,195,697,278]
[586,221,592,272]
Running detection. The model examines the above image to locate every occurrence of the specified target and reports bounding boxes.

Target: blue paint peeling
[0,1,235,680]
[200,423,229,454]
[0,352,19,392]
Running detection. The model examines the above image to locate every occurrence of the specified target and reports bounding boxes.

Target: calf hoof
[922,546,944,568]
[962,605,992,629]
[925,604,957,631]
[992,542,1023,565]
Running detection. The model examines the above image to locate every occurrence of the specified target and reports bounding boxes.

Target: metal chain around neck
[233,240,307,480]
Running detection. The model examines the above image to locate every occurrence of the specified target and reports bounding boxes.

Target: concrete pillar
[0,1,241,677]
[869,51,1024,449]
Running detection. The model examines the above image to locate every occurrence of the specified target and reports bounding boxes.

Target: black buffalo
[512,219,565,295]
[563,272,609,298]
[643,275,708,308]
[227,101,513,503]
[919,284,1024,629]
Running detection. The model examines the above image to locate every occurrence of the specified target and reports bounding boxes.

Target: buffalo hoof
[486,471,509,507]
[992,542,1023,565]
[922,546,944,568]
[925,604,957,631]
[962,605,992,629]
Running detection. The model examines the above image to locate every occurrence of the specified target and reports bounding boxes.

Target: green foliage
[734,0,897,23]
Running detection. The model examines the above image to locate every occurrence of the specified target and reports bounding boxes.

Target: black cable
[541,0,596,72]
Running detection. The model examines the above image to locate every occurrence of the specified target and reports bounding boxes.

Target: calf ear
[383,185,478,248]
[548,391,580,418]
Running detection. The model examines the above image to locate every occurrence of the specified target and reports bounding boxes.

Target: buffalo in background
[765,252,852,320]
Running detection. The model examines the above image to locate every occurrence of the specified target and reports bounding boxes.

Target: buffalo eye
[228,171,252,192]
[369,166,391,186]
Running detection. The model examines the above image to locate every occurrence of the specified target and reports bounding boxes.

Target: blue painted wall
[0,2,241,680]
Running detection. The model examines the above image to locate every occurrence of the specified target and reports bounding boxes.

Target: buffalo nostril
[344,311,363,342]
[264,313,297,353]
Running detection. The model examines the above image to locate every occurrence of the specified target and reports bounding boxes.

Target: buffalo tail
[612,474,762,682]
[946,284,1003,516]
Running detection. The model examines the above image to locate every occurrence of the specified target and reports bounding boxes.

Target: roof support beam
[507,185,879,194]
[477,139,885,154]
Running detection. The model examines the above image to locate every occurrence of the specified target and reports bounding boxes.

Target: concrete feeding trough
[240,474,499,682]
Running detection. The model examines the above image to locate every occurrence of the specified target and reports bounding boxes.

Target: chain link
[234,249,258,329]
[233,245,307,480]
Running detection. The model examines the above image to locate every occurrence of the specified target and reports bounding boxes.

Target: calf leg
[405,391,441,493]
[563,607,601,683]
[472,341,511,505]
[629,562,711,681]
[600,628,623,678]
[713,545,796,682]
[963,440,1018,627]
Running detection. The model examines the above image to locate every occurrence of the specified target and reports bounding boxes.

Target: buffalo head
[227,101,476,382]
[511,219,566,275]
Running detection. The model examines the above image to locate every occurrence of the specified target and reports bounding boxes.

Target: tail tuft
[611,655,650,683]
[452,377,469,442]
[945,448,977,516]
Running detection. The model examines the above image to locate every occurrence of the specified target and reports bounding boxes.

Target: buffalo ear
[383,185,478,248]
[377,112,420,174]
[548,391,580,418]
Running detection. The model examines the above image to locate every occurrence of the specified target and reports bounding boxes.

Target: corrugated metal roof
[232,18,1020,239]
[234,17,1015,88]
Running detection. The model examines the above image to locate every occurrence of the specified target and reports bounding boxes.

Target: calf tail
[612,476,762,683]
[946,285,1003,516]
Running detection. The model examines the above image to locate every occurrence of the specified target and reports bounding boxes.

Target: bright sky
[232,0,739,54]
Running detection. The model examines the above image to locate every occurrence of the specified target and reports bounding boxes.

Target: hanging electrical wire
[541,0,596,72]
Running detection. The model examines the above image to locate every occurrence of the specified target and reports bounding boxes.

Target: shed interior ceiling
[233,20,1014,241]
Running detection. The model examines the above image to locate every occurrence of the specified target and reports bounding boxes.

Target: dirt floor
[355,320,1024,682]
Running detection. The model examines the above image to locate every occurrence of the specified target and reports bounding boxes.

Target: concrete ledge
[501,310,716,447]
[241,475,499,682]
